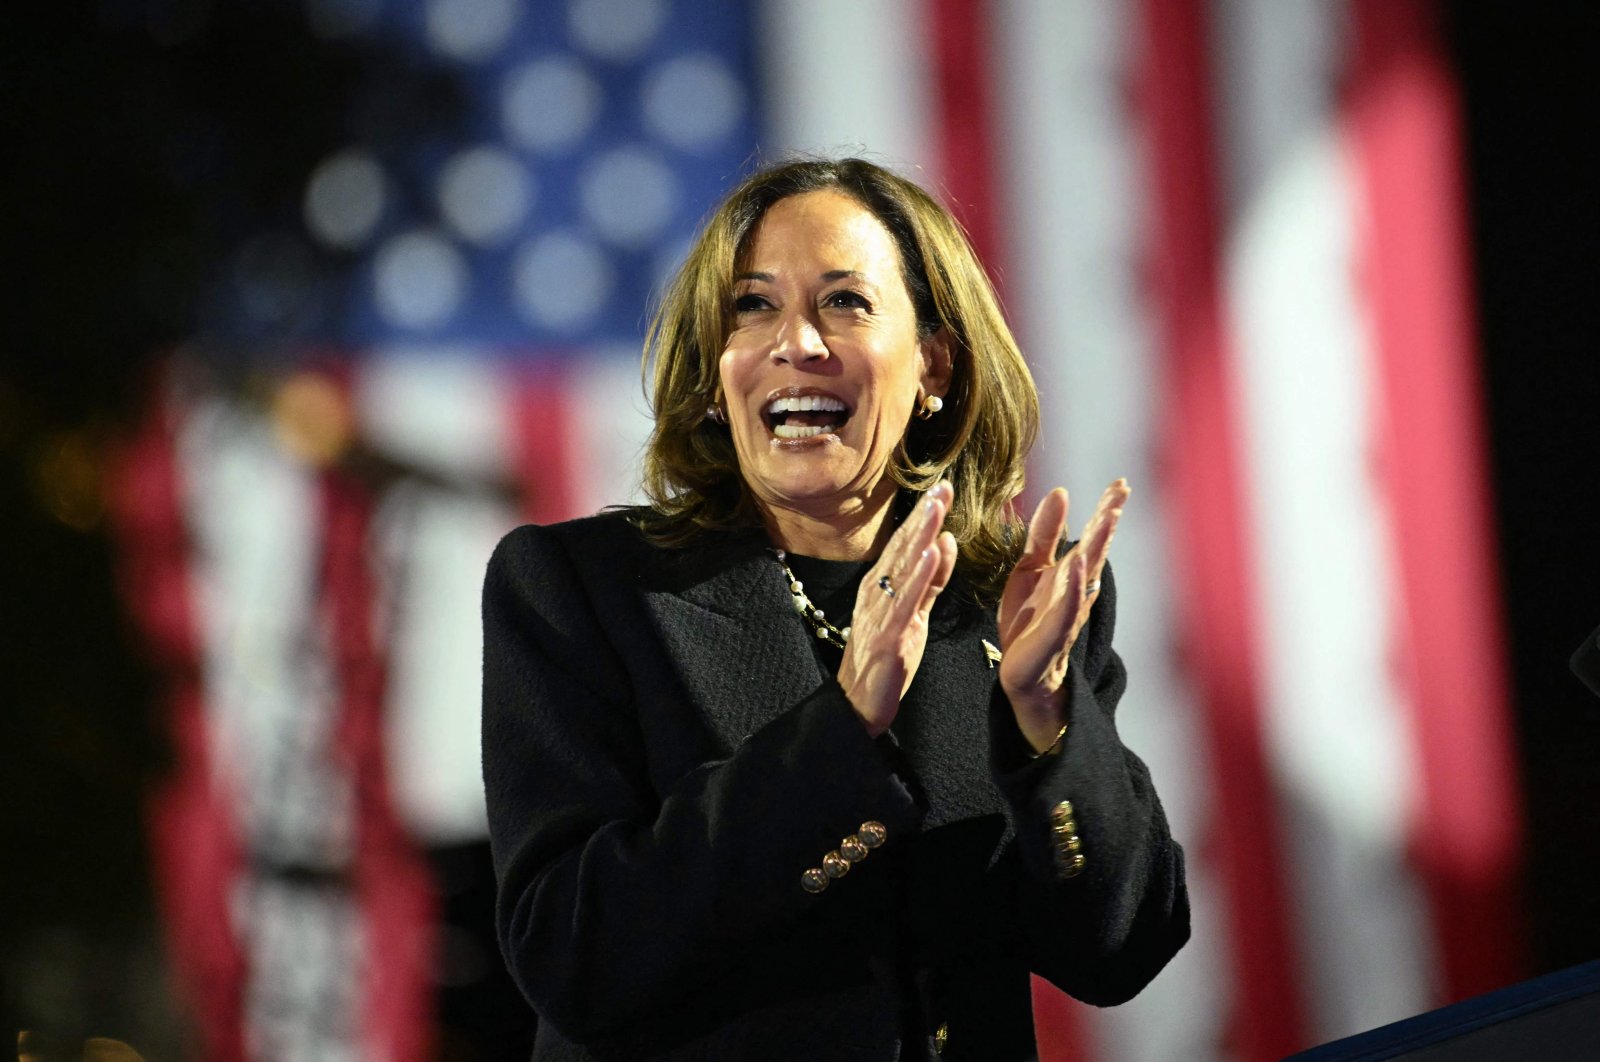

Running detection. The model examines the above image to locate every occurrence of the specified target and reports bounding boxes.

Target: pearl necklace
[772,549,851,648]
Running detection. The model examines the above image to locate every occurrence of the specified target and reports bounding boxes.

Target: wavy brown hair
[637,157,1039,598]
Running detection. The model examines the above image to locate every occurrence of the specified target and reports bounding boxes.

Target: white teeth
[773,424,834,439]
[766,395,846,415]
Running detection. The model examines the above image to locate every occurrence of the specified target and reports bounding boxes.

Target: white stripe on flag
[994,2,1228,1059]
[755,0,937,176]
[359,346,519,481]
[564,353,658,517]
[178,392,350,859]
[1229,135,1441,1033]
[175,384,364,1056]
[1216,0,1436,1039]
[358,352,521,843]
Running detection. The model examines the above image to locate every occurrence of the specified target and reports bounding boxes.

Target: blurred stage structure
[6,1,1534,1060]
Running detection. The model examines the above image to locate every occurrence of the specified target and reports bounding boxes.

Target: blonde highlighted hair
[637,157,1039,598]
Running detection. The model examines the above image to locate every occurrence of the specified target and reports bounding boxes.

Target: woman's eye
[732,293,770,313]
[824,290,871,311]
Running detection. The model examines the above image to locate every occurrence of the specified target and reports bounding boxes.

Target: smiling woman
[639,158,1039,597]
[482,157,1189,1060]
[717,188,951,559]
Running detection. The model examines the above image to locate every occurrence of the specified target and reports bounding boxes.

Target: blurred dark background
[1,3,528,1058]
[1448,1,1600,975]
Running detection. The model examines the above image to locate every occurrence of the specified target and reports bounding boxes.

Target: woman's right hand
[838,482,959,735]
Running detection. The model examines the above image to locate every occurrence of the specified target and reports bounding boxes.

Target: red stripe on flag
[928,0,1004,277]
[1346,0,1525,1003]
[319,437,438,1061]
[508,362,578,525]
[108,372,248,1061]
[928,2,1086,1056]
[1030,975,1091,1062]
[1134,1,1309,1056]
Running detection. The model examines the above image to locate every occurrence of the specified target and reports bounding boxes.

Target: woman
[483,158,1188,1060]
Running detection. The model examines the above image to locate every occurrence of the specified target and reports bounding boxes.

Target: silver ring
[878,574,896,598]
[1084,578,1102,596]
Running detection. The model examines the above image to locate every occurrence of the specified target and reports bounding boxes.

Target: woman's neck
[759,485,898,560]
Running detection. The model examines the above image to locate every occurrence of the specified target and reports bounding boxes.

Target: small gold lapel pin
[982,639,1003,668]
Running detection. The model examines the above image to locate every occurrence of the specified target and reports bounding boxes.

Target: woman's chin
[761,480,854,510]
[750,469,898,518]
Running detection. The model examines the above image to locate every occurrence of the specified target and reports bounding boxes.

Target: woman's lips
[762,389,850,439]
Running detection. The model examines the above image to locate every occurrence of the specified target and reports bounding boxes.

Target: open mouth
[763,393,850,439]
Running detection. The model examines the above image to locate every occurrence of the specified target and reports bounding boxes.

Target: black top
[780,551,870,674]
[481,512,1189,1060]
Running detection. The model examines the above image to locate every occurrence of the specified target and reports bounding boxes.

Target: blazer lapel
[642,534,1009,831]
[641,533,823,746]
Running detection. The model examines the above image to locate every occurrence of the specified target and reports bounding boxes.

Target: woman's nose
[770,312,828,365]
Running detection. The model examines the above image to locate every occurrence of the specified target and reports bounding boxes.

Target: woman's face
[718,189,948,522]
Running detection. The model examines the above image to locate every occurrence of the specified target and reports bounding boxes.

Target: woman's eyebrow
[735,269,867,283]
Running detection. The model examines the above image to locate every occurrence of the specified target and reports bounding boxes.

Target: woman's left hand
[996,479,1130,753]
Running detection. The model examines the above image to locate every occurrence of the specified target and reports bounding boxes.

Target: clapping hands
[838,479,1128,750]
[997,480,1129,752]
[837,482,958,736]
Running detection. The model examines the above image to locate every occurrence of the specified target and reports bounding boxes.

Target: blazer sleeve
[989,561,1191,1005]
[481,523,921,1042]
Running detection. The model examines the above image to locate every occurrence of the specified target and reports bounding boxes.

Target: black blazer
[482,511,1189,1061]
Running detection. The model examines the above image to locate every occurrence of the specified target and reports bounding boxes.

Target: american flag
[116,0,1522,1058]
